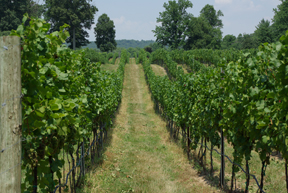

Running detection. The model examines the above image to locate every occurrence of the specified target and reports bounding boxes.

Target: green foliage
[10,14,125,192]
[0,0,28,31]
[153,2,223,50]
[254,19,273,45]
[148,42,164,52]
[184,16,222,50]
[0,30,11,36]
[221,34,236,49]
[153,0,193,49]
[200,4,224,28]
[126,47,139,58]
[81,40,155,49]
[117,39,155,49]
[45,0,98,49]
[143,30,288,191]
[83,48,109,64]
[94,13,117,52]
[232,33,258,50]
[27,0,45,18]
[272,0,288,41]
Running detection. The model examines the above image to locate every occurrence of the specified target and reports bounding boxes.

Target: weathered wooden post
[0,36,22,193]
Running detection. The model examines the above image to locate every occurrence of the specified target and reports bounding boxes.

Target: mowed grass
[81,59,222,193]
[100,58,121,72]
[100,63,119,72]
[151,64,167,76]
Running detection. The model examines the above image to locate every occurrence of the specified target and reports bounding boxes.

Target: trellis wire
[174,125,266,193]
[54,131,102,192]
[0,94,24,110]
[0,43,23,53]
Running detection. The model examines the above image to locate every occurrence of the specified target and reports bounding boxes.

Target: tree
[0,0,28,32]
[200,4,224,28]
[94,13,117,52]
[184,17,212,49]
[144,46,153,53]
[184,15,222,49]
[254,19,273,45]
[0,0,44,35]
[272,0,288,41]
[153,0,193,49]
[221,34,236,49]
[242,33,257,49]
[27,0,45,18]
[183,4,223,50]
[149,42,164,52]
[45,0,98,49]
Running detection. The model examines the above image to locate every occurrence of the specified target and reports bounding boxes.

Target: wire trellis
[0,94,24,111]
[170,121,266,193]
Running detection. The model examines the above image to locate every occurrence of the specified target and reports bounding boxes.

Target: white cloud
[113,16,125,25]
[215,0,232,4]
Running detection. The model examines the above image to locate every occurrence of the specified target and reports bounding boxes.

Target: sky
[40,0,282,41]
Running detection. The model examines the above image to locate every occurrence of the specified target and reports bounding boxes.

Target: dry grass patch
[151,64,167,76]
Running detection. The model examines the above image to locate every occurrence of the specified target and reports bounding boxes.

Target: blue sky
[40,0,282,41]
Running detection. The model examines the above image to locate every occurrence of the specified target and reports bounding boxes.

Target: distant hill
[82,39,155,49]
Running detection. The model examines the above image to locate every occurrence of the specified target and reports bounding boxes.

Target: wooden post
[220,128,225,188]
[0,36,22,193]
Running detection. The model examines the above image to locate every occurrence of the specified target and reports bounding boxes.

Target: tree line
[0,0,117,52]
[153,0,288,50]
[1,0,288,52]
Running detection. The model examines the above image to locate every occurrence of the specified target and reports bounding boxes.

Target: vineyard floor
[82,59,221,193]
[151,64,167,76]
[177,64,189,74]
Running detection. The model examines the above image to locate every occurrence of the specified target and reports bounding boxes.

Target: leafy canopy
[153,0,193,49]
[94,13,117,52]
[45,0,98,49]
[272,0,288,41]
[200,4,224,28]
[254,19,273,45]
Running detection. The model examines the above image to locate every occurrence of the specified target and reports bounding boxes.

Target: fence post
[0,36,22,193]
[220,126,225,188]
[81,139,85,177]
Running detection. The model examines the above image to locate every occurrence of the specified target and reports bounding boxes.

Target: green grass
[100,63,119,72]
[80,60,221,193]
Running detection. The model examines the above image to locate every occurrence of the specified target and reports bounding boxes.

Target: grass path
[151,64,167,76]
[83,59,221,193]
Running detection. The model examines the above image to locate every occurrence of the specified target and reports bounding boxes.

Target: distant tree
[272,0,288,41]
[149,42,164,52]
[241,33,257,49]
[153,0,193,49]
[200,4,224,28]
[254,19,273,45]
[184,17,211,49]
[45,0,98,49]
[144,46,153,53]
[94,13,117,52]
[221,34,236,49]
[184,16,222,49]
